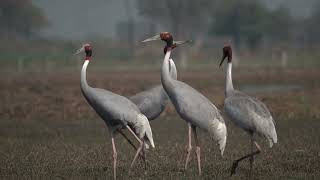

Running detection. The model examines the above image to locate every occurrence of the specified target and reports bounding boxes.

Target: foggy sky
[261,0,317,17]
[33,0,317,40]
[32,0,137,39]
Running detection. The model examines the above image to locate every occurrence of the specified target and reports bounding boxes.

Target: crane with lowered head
[130,58,177,121]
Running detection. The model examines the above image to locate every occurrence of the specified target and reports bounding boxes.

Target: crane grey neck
[225,62,234,97]
[81,60,90,93]
[169,58,177,80]
[161,50,174,91]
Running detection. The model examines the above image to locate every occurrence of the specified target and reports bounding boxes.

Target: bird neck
[81,60,90,92]
[161,50,174,90]
[225,62,234,97]
[169,58,178,80]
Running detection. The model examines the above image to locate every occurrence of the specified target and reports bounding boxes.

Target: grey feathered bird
[129,59,176,151]
[74,44,154,180]
[219,46,277,177]
[130,58,177,121]
[142,32,227,175]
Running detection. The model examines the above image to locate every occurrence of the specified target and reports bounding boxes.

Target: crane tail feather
[136,114,155,148]
[267,125,277,148]
[258,117,277,148]
[208,119,227,156]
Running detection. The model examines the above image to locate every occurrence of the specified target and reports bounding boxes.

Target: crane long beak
[219,54,227,68]
[142,35,161,43]
[174,40,192,45]
[74,47,84,55]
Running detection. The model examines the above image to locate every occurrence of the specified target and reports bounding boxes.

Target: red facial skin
[164,44,177,54]
[223,46,232,63]
[84,45,92,60]
[160,32,176,54]
[160,32,173,45]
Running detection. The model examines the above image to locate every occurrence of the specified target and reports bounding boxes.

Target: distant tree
[136,0,214,68]
[124,0,135,55]
[209,0,294,50]
[136,0,213,38]
[137,0,295,52]
[305,1,320,47]
[0,0,48,37]
[210,0,270,49]
[311,1,320,18]
[264,6,293,43]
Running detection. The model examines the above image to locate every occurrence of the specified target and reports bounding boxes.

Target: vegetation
[136,0,212,39]
[0,0,48,37]
[1,69,319,179]
[1,1,320,179]
[210,0,293,49]
[136,0,320,52]
[0,0,319,71]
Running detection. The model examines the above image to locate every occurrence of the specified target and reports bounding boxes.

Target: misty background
[33,0,317,40]
[1,0,320,71]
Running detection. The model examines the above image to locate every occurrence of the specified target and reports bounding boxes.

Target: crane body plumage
[220,46,277,177]
[81,61,154,141]
[161,51,227,153]
[76,44,154,180]
[167,81,225,137]
[224,90,277,147]
[130,85,167,121]
[130,59,177,121]
[142,32,226,175]
[223,61,277,147]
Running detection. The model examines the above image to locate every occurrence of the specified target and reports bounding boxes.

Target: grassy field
[0,67,320,179]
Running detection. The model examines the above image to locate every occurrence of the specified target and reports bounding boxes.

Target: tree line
[1,0,320,51]
[0,0,48,38]
[136,0,320,51]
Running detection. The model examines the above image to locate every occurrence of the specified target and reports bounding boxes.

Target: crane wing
[165,80,226,153]
[130,85,168,120]
[84,87,140,126]
[224,90,277,146]
[167,80,224,128]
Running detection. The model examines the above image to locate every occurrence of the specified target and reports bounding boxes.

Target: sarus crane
[74,43,154,180]
[142,32,227,175]
[128,58,176,156]
[219,45,277,177]
[130,58,177,121]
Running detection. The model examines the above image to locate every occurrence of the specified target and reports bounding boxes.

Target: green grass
[1,51,320,73]
[0,69,320,179]
[1,116,319,179]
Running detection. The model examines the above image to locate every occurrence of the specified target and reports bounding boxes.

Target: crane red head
[74,43,92,60]
[219,45,232,67]
[142,32,191,54]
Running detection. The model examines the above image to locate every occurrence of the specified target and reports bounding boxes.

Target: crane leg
[117,129,137,150]
[117,129,146,164]
[192,126,201,176]
[184,123,192,170]
[142,142,147,169]
[130,141,144,169]
[126,126,144,169]
[111,135,117,180]
[249,137,254,179]
[230,136,261,176]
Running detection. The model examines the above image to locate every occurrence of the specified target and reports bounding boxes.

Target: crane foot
[230,160,239,176]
